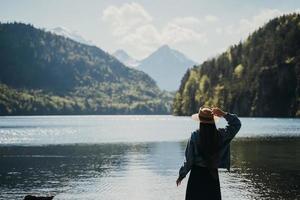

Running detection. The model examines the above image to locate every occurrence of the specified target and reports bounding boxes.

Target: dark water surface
[0,116,299,200]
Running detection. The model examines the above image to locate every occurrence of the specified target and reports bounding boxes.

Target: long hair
[198,122,220,168]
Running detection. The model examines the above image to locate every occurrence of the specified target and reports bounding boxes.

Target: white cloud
[119,24,162,57]
[162,18,207,44]
[102,3,299,61]
[225,9,283,38]
[102,3,208,59]
[205,15,219,22]
[102,2,152,36]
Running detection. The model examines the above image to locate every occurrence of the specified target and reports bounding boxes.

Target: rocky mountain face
[173,14,300,117]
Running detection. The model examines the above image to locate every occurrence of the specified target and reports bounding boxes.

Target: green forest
[0,23,173,115]
[173,14,300,117]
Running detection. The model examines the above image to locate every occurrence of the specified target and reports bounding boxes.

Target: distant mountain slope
[0,23,172,115]
[50,26,94,46]
[138,45,197,91]
[113,49,140,67]
[173,13,300,117]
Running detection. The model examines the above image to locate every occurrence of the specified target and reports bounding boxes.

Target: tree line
[173,13,300,117]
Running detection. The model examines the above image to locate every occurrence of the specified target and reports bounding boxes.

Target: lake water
[0,115,299,200]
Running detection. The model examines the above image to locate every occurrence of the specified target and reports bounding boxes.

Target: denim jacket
[178,113,241,181]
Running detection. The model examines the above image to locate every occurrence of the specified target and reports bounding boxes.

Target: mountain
[0,22,173,115]
[173,13,300,117]
[138,45,197,91]
[113,49,140,67]
[50,26,94,46]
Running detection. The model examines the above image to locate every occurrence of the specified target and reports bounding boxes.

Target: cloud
[119,24,162,57]
[162,18,207,44]
[102,3,208,58]
[225,9,283,38]
[205,15,219,22]
[101,3,298,60]
[102,2,152,36]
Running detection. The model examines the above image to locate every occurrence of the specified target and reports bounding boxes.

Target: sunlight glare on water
[0,115,299,145]
[0,115,299,200]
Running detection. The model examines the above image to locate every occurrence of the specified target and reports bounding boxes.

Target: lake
[0,115,299,200]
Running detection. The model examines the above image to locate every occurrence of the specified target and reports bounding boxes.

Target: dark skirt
[185,166,221,200]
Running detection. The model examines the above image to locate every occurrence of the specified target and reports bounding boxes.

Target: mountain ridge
[113,49,140,67]
[0,22,172,115]
[138,45,197,91]
[49,26,94,46]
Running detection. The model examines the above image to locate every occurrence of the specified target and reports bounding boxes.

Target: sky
[0,0,300,62]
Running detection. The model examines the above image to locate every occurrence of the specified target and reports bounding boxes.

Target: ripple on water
[0,116,299,199]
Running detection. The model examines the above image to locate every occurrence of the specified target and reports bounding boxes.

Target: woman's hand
[176,178,182,187]
[212,107,227,117]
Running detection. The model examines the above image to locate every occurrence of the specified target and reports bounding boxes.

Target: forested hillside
[0,23,172,115]
[173,14,300,117]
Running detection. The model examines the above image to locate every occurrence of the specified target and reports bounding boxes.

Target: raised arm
[212,107,241,145]
[222,113,241,142]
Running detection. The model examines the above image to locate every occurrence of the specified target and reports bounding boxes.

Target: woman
[176,106,241,200]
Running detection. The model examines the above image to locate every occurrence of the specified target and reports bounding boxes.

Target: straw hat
[191,107,219,124]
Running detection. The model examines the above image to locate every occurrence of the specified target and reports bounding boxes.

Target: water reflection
[0,139,299,199]
[0,144,131,199]
[230,139,300,199]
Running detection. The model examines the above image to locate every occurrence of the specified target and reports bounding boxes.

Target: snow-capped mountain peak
[49,27,93,46]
